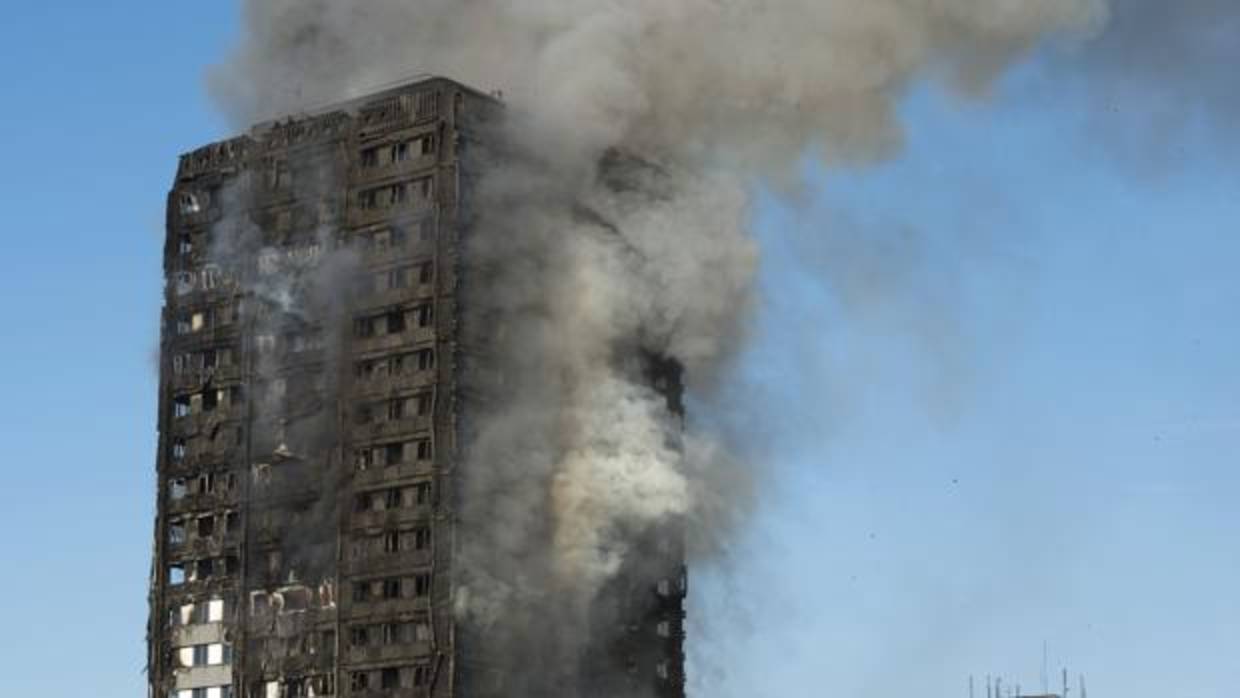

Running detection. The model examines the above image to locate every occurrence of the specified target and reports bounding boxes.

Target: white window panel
[207,599,225,622]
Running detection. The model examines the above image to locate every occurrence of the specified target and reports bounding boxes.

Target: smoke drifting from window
[208,0,1105,693]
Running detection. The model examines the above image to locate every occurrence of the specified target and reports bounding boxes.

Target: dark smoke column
[147,76,686,698]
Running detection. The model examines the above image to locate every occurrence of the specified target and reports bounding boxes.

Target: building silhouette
[148,76,686,698]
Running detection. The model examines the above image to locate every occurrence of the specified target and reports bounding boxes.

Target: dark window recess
[197,516,215,537]
[415,304,433,327]
[196,558,214,580]
[415,177,433,199]
[360,147,379,168]
[384,268,405,290]
[417,349,435,371]
[384,443,404,466]
[382,623,400,645]
[351,626,369,647]
[387,398,405,421]
[381,668,400,690]
[391,142,410,163]
[416,440,433,461]
[382,578,402,599]
[350,672,369,691]
[386,310,406,334]
[418,261,434,284]
[414,574,431,597]
[414,528,431,550]
[383,532,400,554]
[352,583,369,603]
[412,482,431,506]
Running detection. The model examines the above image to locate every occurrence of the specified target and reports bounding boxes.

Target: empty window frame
[355,348,435,379]
[365,226,405,250]
[352,574,429,602]
[406,527,431,551]
[357,177,433,210]
[179,191,202,215]
[353,309,406,338]
[169,520,187,546]
[377,267,407,292]
[354,482,430,513]
[387,310,408,333]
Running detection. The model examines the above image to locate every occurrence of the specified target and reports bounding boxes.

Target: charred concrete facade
[148,77,687,698]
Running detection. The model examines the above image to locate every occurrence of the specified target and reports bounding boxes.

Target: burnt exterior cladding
[148,76,686,698]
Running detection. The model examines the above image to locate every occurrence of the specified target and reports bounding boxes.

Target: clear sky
[1,4,1235,698]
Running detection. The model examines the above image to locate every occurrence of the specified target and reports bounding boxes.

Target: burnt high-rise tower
[148,76,687,698]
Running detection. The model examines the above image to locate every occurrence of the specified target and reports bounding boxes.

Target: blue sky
[1,4,1236,698]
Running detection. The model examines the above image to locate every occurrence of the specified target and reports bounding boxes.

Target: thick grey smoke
[209,0,1104,693]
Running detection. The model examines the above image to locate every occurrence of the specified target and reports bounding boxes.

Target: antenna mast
[1042,641,1049,695]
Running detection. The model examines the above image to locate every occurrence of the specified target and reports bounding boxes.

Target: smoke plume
[209,0,1104,693]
